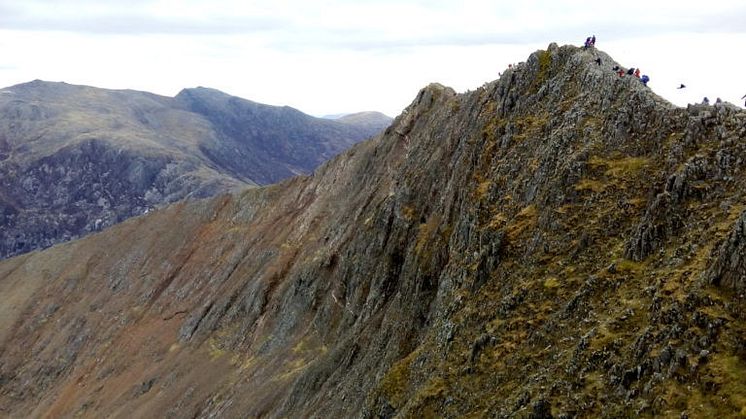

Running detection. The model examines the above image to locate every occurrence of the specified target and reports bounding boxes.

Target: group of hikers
[583,35,649,85]
[584,35,745,107]
[611,65,649,86]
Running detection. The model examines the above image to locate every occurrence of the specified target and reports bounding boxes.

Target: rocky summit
[1,43,745,418]
[0,81,388,259]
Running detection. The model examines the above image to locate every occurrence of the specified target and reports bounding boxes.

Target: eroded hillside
[1,44,745,418]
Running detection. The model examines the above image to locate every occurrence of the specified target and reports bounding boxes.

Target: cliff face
[1,44,745,418]
[0,82,384,259]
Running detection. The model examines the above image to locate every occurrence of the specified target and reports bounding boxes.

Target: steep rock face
[1,44,745,418]
[0,81,383,259]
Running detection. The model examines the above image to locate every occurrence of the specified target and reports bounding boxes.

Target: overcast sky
[1,0,744,116]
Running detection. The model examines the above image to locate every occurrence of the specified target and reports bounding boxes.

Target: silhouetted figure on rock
[678,84,686,89]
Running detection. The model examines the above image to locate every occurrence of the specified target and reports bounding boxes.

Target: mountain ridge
[1,43,745,418]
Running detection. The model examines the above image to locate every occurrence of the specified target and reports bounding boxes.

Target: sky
[1,0,745,117]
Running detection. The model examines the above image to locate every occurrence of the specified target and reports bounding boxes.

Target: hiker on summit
[595,57,602,66]
[627,68,635,76]
[584,37,592,49]
[678,84,686,89]
[641,75,649,86]
[634,68,640,78]
[591,35,596,46]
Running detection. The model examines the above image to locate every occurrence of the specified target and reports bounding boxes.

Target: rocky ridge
[0,44,745,418]
[0,81,387,259]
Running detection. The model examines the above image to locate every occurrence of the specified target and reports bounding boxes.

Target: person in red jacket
[634,68,641,78]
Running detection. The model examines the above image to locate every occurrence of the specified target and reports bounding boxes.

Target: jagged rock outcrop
[0,81,385,259]
[1,44,745,418]
[704,210,746,292]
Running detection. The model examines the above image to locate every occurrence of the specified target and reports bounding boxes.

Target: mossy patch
[475,179,492,201]
[506,205,538,241]
[575,178,605,193]
[543,276,561,289]
[532,50,553,91]
[513,113,549,142]
[707,355,746,414]
[207,337,227,360]
[401,205,417,221]
[378,349,421,408]
[415,215,442,257]
[589,155,651,179]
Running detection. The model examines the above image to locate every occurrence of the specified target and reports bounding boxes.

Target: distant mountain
[0,81,387,259]
[335,111,393,132]
[174,88,388,185]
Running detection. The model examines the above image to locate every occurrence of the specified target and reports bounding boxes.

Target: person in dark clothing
[595,57,602,65]
[627,68,635,75]
[641,75,649,86]
[584,37,591,49]
[703,97,710,105]
[677,84,686,89]
[591,35,596,46]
